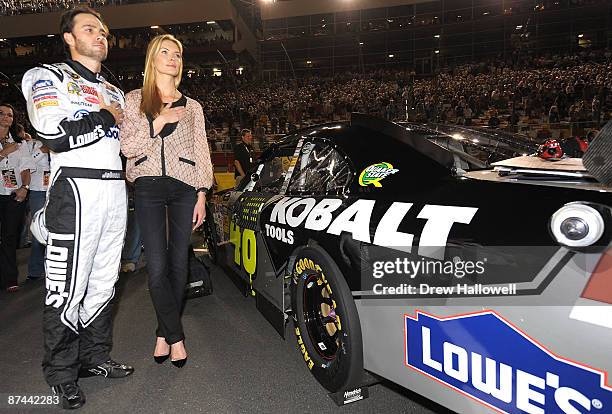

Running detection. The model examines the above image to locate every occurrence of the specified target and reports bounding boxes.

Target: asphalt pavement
[0,247,451,414]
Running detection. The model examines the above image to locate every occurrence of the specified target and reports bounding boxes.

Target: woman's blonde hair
[140,34,184,117]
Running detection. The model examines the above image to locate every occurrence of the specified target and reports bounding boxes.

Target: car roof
[262,114,457,171]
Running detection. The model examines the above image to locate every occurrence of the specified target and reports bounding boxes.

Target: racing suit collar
[64,59,105,83]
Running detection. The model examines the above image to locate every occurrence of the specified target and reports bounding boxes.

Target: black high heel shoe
[170,340,187,368]
[171,358,187,368]
[153,354,170,364]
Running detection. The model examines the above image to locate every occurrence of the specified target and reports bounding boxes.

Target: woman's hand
[192,194,206,231]
[159,103,187,124]
[152,103,187,136]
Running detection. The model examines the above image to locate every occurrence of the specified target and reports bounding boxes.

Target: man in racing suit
[21,7,133,410]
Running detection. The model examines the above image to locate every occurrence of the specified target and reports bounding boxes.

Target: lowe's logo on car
[405,311,612,414]
[269,197,477,260]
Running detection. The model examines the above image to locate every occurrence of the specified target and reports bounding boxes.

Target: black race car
[206,114,612,413]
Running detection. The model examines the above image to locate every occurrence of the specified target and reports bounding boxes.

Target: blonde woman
[121,34,213,368]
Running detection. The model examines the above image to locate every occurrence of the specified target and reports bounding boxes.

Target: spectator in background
[488,108,500,128]
[455,102,465,125]
[463,104,472,126]
[15,124,32,250]
[234,128,254,185]
[270,115,279,135]
[120,183,142,273]
[549,105,560,124]
[24,129,50,281]
[592,96,601,126]
[254,123,265,149]
[0,103,34,292]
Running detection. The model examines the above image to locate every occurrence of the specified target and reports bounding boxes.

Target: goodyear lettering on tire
[295,258,321,275]
[295,327,315,370]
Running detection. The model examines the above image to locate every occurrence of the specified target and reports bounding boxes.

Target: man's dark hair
[60,6,107,55]
[241,129,251,138]
[0,103,20,142]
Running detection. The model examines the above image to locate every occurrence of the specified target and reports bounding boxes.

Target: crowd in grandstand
[0,0,163,16]
[179,49,611,148]
[2,49,610,150]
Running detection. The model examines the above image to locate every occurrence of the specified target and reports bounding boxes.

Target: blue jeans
[28,190,47,278]
[121,208,142,264]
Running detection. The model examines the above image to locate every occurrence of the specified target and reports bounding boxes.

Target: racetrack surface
[0,248,453,414]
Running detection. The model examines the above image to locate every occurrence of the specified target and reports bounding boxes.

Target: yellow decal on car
[358,162,399,187]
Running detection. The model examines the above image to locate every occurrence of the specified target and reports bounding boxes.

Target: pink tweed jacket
[121,89,214,191]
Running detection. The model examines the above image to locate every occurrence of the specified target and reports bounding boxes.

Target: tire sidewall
[291,245,363,392]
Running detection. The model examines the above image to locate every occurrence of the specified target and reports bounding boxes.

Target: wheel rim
[302,272,341,360]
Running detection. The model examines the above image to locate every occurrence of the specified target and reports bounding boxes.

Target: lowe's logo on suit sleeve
[405,311,611,414]
[269,197,477,260]
[70,125,105,148]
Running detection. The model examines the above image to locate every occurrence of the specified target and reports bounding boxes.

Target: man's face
[243,133,252,144]
[64,13,108,62]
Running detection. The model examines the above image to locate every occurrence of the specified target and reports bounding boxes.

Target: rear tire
[291,246,363,392]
